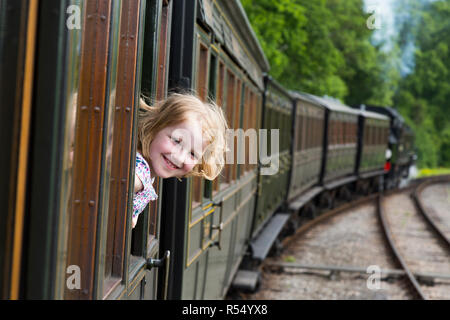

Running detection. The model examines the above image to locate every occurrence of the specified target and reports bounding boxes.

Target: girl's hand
[132,215,138,228]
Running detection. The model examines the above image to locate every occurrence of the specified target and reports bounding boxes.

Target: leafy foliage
[241,0,450,168]
[394,0,450,167]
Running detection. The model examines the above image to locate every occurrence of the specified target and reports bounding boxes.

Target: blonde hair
[138,93,228,180]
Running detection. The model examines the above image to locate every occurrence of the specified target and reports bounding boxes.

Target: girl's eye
[171,136,181,144]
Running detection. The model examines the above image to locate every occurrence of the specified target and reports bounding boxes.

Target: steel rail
[376,193,427,300]
[413,176,450,251]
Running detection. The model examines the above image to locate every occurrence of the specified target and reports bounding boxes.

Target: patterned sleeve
[133,152,158,219]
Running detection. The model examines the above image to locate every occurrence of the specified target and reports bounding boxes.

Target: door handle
[146,250,170,300]
[211,222,223,250]
[210,201,224,250]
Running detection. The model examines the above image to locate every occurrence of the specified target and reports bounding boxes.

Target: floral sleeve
[133,152,158,219]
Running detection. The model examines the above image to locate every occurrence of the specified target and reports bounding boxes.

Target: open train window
[129,0,171,258]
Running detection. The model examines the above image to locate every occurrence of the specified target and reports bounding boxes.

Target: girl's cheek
[161,138,176,153]
[183,163,195,173]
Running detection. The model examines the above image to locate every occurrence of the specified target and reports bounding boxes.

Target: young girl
[132,93,228,228]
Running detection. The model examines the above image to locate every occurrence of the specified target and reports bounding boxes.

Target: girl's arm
[134,173,144,193]
[132,173,144,228]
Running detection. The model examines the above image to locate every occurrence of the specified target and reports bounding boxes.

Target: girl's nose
[170,148,187,168]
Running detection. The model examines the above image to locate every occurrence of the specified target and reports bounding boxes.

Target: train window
[191,43,209,208]
[371,124,375,146]
[347,121,351,145]
[104,0,147,297]
[312,115,317,148]
[365,124,369,146]
[222,69,235,188]
[252,92,258,170]
[346,121,350,146]
[148,0,171,239]
[212,61,225,194]
[248,91,253,170]
[373,125,377,146]
[301,110,306,151]
[63,1,120,300]
[294,112,299,151]
[328,118,332,146]
[370,125,374,146]
[266,106,272,153]
[347,121,350,145]
[374,125,378,145]
[304,112,309,149]
[311,114,315,148]
[284,111,287,152]
[352,122,356,144]
[335,119,339,145]
[249,89,255,172]
[297,110,301,151]
[328,118,333,146]
[348,119,352,145]
[197,43,209,100]
[256,95,262,168]
[233,79,242,180]
[335,119,340,145]
[204,51,218,199]
[243,87,250,173]
[317,116,322,147]
[314,116,319,148]
[311,115,315,148]
[156,2,170,101]
[305,109,310,149]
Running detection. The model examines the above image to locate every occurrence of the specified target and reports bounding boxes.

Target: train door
[57,0,166,300]
[0,0,172,300]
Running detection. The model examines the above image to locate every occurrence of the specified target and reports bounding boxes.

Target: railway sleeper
[265,262,450,285]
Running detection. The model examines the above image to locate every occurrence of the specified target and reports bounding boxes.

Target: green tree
[241,0,387,103]
[394,0,450,167]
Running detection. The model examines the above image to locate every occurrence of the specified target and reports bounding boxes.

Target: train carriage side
[360,105,416,188]
[1,0,174,300]
[312,96,360,206]
[287,92,326,212]
[317,97,360,182]
[355,110,390,192]
[163,0,270,299]
[251,77,293,239]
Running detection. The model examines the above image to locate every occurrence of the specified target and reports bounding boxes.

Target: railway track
[243,175,450,300]
[379,177,450,299]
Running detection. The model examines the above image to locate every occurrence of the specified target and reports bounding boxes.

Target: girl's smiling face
[148,115,207,179]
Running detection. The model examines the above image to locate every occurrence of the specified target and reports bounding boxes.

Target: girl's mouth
[163,155,179,170]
